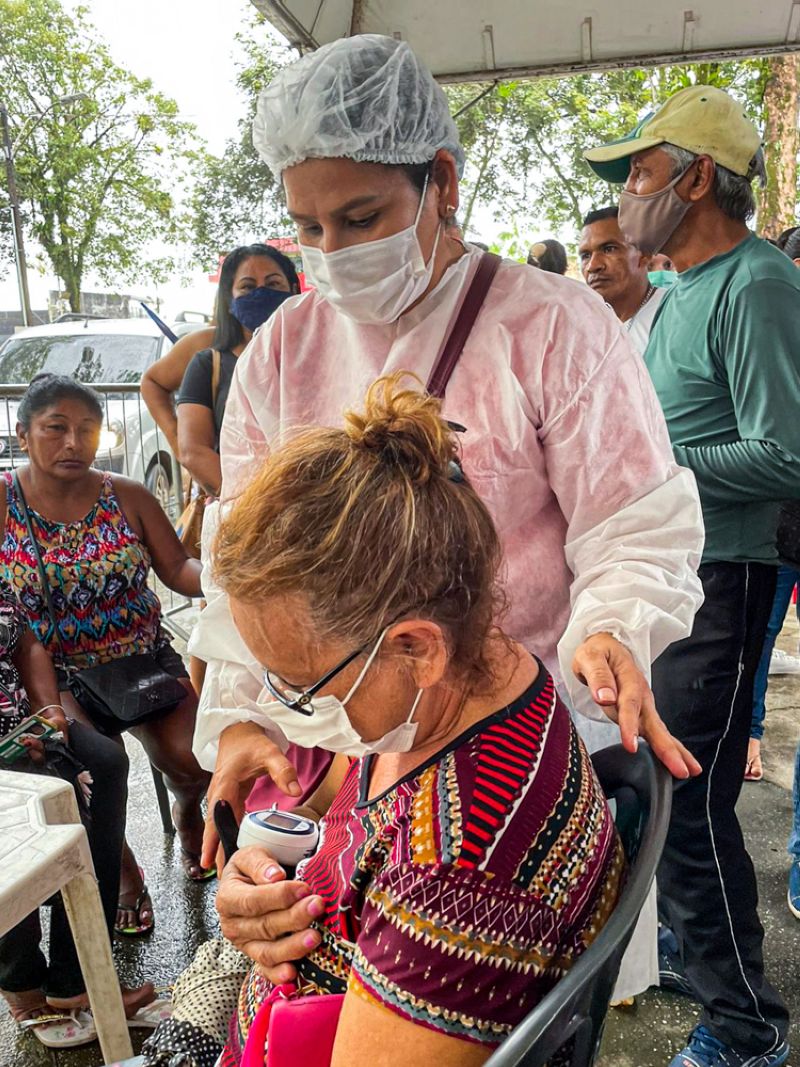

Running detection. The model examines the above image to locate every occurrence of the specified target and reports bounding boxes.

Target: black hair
[17,374,103,431]
[782,227,800,261]
[583,205,620,227]
[527,238,568,275]
[213,244,301,352]
[399,161,433,193]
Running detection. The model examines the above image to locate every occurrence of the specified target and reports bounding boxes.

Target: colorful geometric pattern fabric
[0,593,31,734]
[225,666,625,1063]
[1,472,166,671]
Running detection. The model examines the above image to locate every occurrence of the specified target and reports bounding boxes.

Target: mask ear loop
[405,688,424,724]
[412,169,443,273]
[342,629,389,705]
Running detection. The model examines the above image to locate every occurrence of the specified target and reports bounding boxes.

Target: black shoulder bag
[13,472,187,735]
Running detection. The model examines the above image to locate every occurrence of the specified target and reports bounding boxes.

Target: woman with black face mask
[177,245,300,497]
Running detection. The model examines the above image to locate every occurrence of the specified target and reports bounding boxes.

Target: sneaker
[789,861,800,920]
[767,648,800,676]
[658,925,694,998]
[668,1025,790,1067]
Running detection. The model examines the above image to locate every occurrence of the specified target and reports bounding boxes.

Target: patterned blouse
[1,472,166,671]
[0,594,31,735]
[223,666,625,1063]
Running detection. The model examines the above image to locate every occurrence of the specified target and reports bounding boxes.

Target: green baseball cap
[585,85,761,183]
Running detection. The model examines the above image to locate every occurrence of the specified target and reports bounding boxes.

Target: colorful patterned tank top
[1,471,166,671]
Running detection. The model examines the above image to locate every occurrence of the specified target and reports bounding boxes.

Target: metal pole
[0,103,32,328]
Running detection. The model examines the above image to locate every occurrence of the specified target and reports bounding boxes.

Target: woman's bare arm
[332,995,490,1067]
[177,403,222,496]
[141,327,216,458]
[113,476,202,597]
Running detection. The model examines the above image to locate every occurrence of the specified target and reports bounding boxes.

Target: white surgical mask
[261,630,424,758]
[300,174,442,325]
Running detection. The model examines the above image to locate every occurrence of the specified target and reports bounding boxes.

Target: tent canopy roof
[251,0,800,81]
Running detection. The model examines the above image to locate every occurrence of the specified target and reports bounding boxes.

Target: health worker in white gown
[190,34,705,1000]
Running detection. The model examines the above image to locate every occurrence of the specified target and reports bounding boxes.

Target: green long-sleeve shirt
[645,233,800,563]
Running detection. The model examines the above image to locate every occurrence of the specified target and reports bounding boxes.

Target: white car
[0,317,187,513]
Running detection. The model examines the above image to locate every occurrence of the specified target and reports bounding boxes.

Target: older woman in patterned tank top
[0,374,211,937]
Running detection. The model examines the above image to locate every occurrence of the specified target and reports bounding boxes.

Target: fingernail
[303,932,319,949]
[597,688,616,703]
[288,782,302,797]
[632,734,639,752]
[294,884,310,900]
[265,865,284,881]
[307,897,325,917]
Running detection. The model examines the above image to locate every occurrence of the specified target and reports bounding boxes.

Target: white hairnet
[252,34,465,180]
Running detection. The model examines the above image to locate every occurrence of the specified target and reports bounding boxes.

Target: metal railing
[0,382,197,642]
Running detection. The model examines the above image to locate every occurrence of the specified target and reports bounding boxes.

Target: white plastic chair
[0,770,133,1061]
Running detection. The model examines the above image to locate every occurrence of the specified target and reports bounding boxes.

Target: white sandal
[21,1008,98,1048]
[127,996,173,1029]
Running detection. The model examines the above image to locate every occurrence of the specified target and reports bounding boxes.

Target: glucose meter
[237,807,320,869]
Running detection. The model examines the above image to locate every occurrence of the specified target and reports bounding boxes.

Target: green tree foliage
[0,0,201,309]
[188,19,294,268]
[189,27,793,264]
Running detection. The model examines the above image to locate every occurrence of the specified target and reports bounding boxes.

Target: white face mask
[260,630,424,758]
[300,174,442,325]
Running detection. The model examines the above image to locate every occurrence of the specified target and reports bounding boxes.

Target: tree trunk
[757,54,799,238]
[63,268,82,312]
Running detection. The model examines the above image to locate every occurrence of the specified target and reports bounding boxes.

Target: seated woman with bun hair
[214,374,625,1067]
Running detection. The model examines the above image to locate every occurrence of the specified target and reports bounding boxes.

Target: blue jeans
[750,565,800,740]
[790,741,800,862]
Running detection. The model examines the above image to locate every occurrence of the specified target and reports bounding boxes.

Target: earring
[446,204,456,215]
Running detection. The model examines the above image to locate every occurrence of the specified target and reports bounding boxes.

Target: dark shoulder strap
[426,252,501,400]
[12,471,64,652]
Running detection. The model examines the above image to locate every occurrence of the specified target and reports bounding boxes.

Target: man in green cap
[586,85,798,1067]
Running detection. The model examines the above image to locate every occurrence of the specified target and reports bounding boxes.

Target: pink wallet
[241,983,345,1067]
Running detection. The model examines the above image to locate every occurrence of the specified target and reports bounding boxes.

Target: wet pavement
[2,621,798,1067]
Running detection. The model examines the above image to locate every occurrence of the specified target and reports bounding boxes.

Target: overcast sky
[84,0,254,156]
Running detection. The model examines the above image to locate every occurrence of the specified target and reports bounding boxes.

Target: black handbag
[777,501,800,569]
[13,472,187,735]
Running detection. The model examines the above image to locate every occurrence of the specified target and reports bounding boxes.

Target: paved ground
[2,616,798,1067]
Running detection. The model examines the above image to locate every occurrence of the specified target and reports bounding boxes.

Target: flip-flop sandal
[127,996,173,1030]
[181,847,217,882]
[21,1009,97,1048]
[115,883,155,936]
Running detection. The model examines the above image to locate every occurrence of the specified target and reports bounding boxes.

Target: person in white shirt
[579,206,666,355]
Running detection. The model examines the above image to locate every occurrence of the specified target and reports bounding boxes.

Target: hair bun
[344,373,458,484]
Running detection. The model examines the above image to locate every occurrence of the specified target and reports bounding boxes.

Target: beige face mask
[618,163,694,255]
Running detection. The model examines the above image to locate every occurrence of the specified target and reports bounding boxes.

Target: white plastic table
[0,770,133,1061]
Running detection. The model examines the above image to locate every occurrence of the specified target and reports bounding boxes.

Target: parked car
[0,317,193,513]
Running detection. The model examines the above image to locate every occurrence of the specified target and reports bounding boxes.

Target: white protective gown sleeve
[557,468,705,720]
[189,502,291,770]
